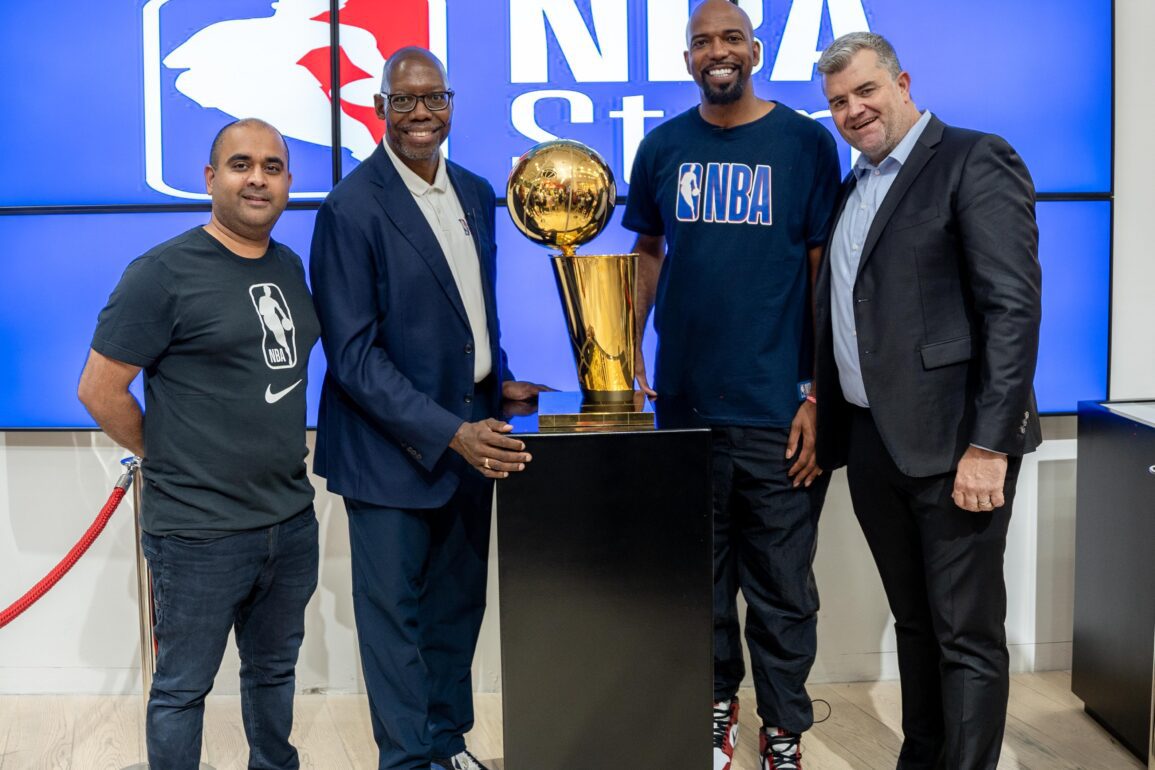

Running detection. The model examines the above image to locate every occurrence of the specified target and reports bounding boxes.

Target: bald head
[209,118,288,169]
[687,0,753,47]
[684,0,760,109]
[380,46,449,93]
[374,46,453,183]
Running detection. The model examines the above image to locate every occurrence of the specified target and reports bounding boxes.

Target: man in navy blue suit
[309,47,546,770]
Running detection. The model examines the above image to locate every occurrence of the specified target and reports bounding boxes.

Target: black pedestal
[496,424,712,770]
[1072,400,1155,762]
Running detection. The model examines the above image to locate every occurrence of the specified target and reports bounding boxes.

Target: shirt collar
[853,109,933,178]
[382,138,448,196]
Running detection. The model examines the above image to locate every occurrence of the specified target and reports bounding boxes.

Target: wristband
[797,379,814,402]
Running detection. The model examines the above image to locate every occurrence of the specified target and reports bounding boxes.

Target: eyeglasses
[381,91,454,113]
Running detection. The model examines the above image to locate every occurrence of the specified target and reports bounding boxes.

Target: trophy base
[537,391,655,432]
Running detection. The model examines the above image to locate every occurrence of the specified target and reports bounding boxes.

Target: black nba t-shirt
[92,226,320,536]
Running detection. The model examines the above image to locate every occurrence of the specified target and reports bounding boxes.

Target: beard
[386,120,448,163]
[394,141,439,162]
[700,75,746,106]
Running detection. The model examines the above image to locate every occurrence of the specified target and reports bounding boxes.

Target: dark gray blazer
[815,116,1042,477]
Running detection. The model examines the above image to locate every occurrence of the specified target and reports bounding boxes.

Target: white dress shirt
[384,141,493,382]
[830,110,933,407]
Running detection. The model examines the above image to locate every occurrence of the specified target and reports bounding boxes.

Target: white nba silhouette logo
[676,163,701,222]
[250,283,298,369]
[142,0,447,199]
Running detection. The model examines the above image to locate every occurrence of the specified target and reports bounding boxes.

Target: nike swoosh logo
[265,379,302,404]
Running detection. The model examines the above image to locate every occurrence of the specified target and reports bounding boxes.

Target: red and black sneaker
[759,726,802,770]
[712,696,739,770]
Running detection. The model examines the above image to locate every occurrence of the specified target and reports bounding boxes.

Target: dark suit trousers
[345,472,492,770]
[846,408,1021,770]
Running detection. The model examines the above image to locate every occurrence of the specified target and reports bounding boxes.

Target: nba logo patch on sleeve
[676,163,702,222]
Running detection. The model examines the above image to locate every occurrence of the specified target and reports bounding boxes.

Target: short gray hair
[817,32,902,79]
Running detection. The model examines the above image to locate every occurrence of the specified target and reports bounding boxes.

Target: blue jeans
[140,508,319,770]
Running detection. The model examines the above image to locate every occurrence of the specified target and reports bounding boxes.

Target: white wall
[0,429,1077,695]
[1111,0,1155,399]
[2,1,1151,696]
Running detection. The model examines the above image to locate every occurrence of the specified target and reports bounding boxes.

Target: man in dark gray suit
[814,32,1042,770]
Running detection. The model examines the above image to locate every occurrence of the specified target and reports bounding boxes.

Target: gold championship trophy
[507,140,654,431]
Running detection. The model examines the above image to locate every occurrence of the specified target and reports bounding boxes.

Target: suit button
[464,394,473,404]
[406,446,419,458]
[465,343,474,354]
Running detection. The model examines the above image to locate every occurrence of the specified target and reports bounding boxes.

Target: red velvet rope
[0,485,129,629]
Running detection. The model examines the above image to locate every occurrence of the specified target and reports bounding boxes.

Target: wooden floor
[0,672,1143,769]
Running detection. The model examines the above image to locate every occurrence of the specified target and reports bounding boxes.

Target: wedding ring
[483,458,490,470]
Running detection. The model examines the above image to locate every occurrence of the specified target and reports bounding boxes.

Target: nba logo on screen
[142,0,446,200]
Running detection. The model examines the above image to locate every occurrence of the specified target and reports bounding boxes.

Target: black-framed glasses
[381,90,454,113]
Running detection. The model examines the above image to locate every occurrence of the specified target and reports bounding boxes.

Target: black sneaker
[760,726,802,770]
[431,749,489,770]
[713,696,739,770]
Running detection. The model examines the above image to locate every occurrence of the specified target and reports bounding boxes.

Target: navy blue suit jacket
[815,117,1043,477]
[310,144,511,508]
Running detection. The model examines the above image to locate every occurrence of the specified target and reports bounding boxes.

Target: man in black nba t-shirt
[78,118,320,770]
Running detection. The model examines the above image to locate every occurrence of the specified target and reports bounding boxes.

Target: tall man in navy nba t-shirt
[622,3,839,769]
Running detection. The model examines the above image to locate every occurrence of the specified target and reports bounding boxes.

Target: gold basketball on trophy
[506,139,616,256]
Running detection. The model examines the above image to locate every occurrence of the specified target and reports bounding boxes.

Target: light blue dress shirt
[830,110,933,407]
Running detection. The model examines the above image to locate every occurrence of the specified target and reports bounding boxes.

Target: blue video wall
[0,0,1112,426]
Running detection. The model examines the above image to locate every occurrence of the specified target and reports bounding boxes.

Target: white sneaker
[713,697,740,770]
[432,749,489,770]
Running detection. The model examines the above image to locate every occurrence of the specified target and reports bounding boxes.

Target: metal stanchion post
[125,458,153,770]
[123,458,213,770]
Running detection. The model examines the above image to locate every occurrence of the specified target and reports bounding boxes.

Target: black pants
[711,425,830,733]
[847,408,1021,770]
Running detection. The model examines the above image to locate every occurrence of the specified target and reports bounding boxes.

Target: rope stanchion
[0,457,140,630]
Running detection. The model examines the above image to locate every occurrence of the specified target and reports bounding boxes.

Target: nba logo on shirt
[250,283,298,369]
[142,0,446,200]
[681,162,774,226]
[677,163,703,222]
